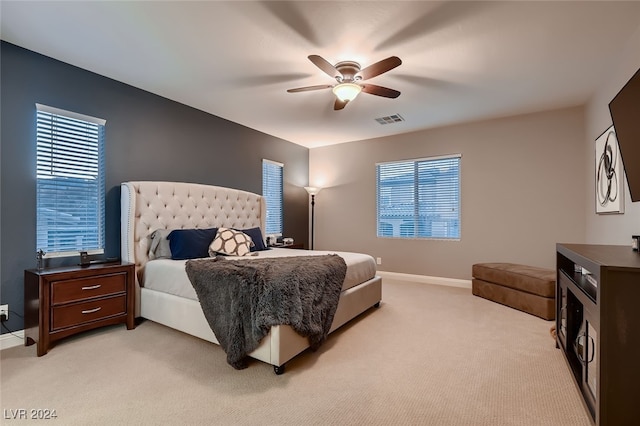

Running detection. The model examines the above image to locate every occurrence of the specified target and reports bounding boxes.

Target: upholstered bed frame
[120,181,382,373]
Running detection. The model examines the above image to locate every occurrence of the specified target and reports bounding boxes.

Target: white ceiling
[2,1,639,148]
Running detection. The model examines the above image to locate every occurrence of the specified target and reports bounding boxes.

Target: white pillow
[208,227,254,257]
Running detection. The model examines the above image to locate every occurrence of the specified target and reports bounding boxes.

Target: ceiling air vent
[375,114,404,125]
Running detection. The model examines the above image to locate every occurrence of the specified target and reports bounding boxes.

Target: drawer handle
[587,335,596,363]
[575,333,586,363]
[81,284,102,291]
[81,307,102,314]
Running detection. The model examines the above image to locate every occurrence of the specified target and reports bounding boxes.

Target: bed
[120,181,382,374]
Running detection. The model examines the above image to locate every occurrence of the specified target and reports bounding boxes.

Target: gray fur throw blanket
[185,255,347,369]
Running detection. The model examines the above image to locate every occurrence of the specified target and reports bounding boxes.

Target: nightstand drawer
[52,295,126,330]
[51,273,126,304]
[270,243,305,249]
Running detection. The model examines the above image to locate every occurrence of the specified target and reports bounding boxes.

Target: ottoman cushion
[472,263,555,298]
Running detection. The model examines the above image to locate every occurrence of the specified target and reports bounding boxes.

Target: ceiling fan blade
[287,84,333,93]
[334,99,349,110]
[308,55,342,79]
[356,56,402,80]
[361,84,401,99]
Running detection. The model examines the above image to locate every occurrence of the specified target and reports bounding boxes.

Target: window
[376,154,460,239]
[36,104,106,257]
[262,159,283,236]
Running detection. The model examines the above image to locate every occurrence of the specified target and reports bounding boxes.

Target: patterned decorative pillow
[209,227,254,257]
[236,227,268,251]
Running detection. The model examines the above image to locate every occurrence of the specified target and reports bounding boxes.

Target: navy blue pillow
[168,228,218,260]
[237,227,267,252]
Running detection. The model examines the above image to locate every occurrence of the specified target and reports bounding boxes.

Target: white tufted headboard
[121,181,266,287]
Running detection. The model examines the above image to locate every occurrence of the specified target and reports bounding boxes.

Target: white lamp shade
[304,186,322,196]
[332,83,362,102]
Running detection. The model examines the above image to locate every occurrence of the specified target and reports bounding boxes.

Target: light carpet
[0,279,591,425]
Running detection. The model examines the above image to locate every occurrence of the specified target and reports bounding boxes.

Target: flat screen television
[609,67,640,202]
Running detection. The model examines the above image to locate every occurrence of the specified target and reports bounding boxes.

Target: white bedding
[143,248,376,300]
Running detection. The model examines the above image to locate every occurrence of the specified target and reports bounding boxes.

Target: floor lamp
[304,186,322,250]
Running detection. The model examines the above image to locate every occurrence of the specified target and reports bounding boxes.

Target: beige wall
[585,24,640,244]
[309,107,586,279]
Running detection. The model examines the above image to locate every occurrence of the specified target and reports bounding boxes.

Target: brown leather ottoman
[472,263,556,320]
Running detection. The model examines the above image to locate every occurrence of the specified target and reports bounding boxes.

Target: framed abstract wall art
[595,125,624,214]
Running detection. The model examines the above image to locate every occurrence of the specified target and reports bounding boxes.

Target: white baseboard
[377,270,472,289]
[0,330,25,350]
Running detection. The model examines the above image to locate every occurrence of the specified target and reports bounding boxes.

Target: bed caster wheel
[374,302,381,308]
[274,364,285,375]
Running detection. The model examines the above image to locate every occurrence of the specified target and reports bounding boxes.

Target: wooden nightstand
[24,262,135,356]
[271,243,305,250]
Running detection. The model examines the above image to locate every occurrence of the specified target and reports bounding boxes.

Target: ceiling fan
[287,55,402,110]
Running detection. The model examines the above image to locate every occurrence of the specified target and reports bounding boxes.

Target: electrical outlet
[0,304,8,321]
[376,257,382,265]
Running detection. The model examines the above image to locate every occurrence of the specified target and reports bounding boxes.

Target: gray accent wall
[0,41,309,333]
[309,107,587,279]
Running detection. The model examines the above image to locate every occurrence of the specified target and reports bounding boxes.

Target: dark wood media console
[556,244,640,425]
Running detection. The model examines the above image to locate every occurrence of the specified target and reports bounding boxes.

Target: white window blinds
[36,104,106,257]
[262,159,283,236]
[376,154,461,239]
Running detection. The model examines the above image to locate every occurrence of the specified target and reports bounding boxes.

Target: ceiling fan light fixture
[332,83,362,102]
